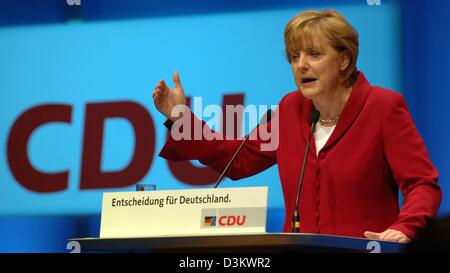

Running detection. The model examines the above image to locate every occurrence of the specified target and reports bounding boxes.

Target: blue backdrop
[0,0,448,252]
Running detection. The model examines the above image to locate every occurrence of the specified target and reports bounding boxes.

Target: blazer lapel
[321,72,371,152]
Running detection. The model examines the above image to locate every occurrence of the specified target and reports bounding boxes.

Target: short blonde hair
[284,9,359,86]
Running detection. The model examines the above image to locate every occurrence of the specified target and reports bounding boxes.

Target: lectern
[68,233,404,253]
[69,187,404,253]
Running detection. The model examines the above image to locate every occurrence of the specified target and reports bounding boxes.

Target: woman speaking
[152,9,441,243]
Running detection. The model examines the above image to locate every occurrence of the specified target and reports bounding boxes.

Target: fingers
[383,233,401,242]
[153,80,168,98]
[152,91,159,100]
[364,231,381,240]
[399,237,411,244]
[152,87,162,99]
[380,229,396,241]
[365,229,411,243]
[382,230,411,243]
[156,80,169,92]
[172,70,184,92]
[159,79,169,92]
[152,71,184,105]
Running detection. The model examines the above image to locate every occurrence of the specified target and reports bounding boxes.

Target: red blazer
[160,72,441,239]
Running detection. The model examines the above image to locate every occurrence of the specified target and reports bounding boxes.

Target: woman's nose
[295,55,309,72]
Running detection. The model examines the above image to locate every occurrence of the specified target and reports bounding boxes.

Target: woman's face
[290,33,348,100]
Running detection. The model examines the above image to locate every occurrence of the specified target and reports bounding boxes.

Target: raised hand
[152,71,187,121]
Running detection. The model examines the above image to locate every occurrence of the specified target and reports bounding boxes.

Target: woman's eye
[290,53,300,60]
[310,51,320,57]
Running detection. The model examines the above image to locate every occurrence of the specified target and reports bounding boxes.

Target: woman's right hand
[152,71,187,121]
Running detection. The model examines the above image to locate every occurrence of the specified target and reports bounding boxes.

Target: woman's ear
[340,51,350,72]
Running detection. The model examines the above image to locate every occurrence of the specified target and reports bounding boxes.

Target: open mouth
[301,77,317,84]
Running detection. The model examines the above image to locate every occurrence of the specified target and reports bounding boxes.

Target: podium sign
[100,187,268,238]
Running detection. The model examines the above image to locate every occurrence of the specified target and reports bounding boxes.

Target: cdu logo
[218,215,246,226]
[201,208,264,228]
[203,216,217,227]
[201,209,218,228]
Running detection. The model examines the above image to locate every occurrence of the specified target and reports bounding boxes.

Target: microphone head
[310,109,320,124]
[261,109,274,124]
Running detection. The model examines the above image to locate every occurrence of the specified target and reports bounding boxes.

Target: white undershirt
[314,123,336,155]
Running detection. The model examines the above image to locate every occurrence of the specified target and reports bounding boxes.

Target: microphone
[292,108,320,232]
[213,109,274,188]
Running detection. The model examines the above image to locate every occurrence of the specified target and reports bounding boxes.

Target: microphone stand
[213,110,273,188]
[292,109,320,232]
